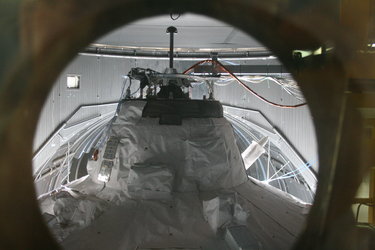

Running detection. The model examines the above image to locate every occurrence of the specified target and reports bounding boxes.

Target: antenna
[166,26,178,69]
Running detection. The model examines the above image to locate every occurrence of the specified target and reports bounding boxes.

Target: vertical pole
[169,31,174,68]
[166,26,177,68]
[369,167,375,225]
[267,140,270,180]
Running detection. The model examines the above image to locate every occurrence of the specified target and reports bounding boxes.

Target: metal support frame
[166,26,178,68]
[193,64,285,75]
[370,167,375,225]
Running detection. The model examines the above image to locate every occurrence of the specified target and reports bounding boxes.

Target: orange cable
[183,59,307,109]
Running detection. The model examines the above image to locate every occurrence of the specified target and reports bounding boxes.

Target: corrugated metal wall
[34,55,169,150]
[34,55,318,170]
[214,74,318,169]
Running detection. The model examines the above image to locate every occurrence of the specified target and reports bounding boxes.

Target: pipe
[82,46,273,59]
[166,26,178,68]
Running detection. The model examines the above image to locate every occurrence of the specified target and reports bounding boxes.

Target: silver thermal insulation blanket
[203,194,248,233]
[38,100,310,250]
[87,100,247,195]
[127,164,174,200]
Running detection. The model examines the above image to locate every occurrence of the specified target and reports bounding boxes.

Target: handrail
[223,105,317,193]
[33,101,119,157]
[33,102,118,175]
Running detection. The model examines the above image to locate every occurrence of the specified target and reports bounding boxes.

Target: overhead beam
[82,46,273,59]
[193,64,286,75]
[369,167,375,225]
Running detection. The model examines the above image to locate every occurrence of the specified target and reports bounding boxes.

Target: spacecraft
[35,27,315,250]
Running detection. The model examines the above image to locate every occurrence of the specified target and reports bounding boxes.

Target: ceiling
[94,13,264,50]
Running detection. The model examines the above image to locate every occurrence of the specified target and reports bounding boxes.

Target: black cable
[183,59,307,108]
[170,13,180,21]
[356,203,363,222]
[125,77,132,99]
[119,76,129,100]
[355,203,374,222]
[93,182,106,197]
[131,87,140,96]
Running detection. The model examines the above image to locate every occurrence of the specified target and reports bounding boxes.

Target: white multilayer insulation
[203,194,248,233]
[241,136,268,170]
[39,100,311,250]
[127,164,174,200]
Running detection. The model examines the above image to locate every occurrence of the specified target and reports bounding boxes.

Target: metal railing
[33,103,117,196]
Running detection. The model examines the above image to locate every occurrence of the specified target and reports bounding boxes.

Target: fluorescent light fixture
[67,75,80,89]
[313,47,322,55]
[98,160,113,182]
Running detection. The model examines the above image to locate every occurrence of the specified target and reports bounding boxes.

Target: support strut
[166,26,178,68]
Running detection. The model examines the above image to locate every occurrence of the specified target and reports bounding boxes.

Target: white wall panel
[214,79,318,170]
[34,55,318,173]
